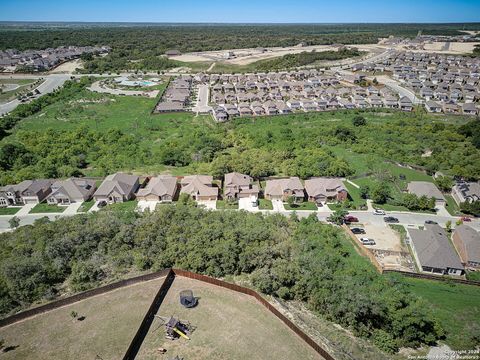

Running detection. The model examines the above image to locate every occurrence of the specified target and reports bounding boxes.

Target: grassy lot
[390,275,480,350]
[29,203,66,214]
[283,201,317,211]
[466,271,480,281]
[77,200,95,213]
[0,207,21,215]
[344,182,367,208]
[0,277,165,360]
[104,200,138,212]
[258,199,273,210]
[138,276,321,360]
[216,200,238,210]
[445,194,462,216]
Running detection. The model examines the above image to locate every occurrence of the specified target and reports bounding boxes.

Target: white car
[373,209,386,215]
[360,238,376,246]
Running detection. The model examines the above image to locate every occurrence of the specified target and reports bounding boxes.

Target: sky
[0,0,479,23]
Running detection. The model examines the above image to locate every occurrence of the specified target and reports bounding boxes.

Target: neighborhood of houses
[1,172,479,278]
[0,46,110,72]
[352,51,480,115]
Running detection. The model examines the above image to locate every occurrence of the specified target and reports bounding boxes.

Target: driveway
[62,202,83,215]
[137,200,159,212]
[89,201,104,213]
[196,200,217,210]
[239,197,259,212]
[15,203,36,216]
[272,199,285,212]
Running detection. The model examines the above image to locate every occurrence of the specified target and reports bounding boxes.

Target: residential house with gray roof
[452,225,480,270]
[46,178,96,205]
[136,176,178,202]
[93,173,139,204]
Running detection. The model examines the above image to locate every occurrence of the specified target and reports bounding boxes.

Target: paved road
[376,75,423,105]
[0,74,71,115]
[191,84,212,114]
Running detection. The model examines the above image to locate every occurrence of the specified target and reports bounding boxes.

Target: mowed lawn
[392,276,480,350]
[0,277,166,360]
[137,277,322,360]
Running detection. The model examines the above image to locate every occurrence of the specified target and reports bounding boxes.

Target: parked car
[373,209,386,215]
[460,216,472,222]
[425,220,438,225]
[344,215,359,223]
[351,227,366,234]
[383,216,399,223]
[97,200,107,208]
[360,237,376,246]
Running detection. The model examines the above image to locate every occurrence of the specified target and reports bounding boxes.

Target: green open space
[0,207,21,215]
[29,203,66,214]
[283,201,317,210]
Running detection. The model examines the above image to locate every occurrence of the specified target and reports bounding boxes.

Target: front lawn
[216,200,238,210]
[283,201,317,211]
[258,199,273,210]
[0,207,21,215]
[29,203,66,214]
[77,200,95,213]
[445,194,462,216]
[104,200,138,212]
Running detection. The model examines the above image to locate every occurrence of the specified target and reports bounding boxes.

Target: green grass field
[283,201,317,210]
[392,276,480,350]
[258,199,273,210]
[29,203,66,214]
[103,200,138,212]
[77,200,95,213]
[216,200,238,210]
[0,207,21,215]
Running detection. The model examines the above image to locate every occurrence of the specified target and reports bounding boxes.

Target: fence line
[123,269,175,360]
[383,269,480,287]
[0,269,171,328]
[172,269,335,360]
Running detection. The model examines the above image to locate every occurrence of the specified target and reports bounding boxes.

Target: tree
[352,115,367,127]
[435,176,454,192]
[460,201,480,217]
[8,216,20,229]
[359,185,370,199]
[327,208,348,225]
[370,182,391,204]
[286,196,297,208]
[445,220,452,233]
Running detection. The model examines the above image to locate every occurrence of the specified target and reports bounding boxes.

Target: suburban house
[408,224,464,276]
[407,181,446,206]
[452,225,480,270]
[264,177,305,202]
[46,178,96,205]
[13,179,55,205]
[136,176,178,202]
[452,181,480,205]
[93,173,140,204]
[223,172,259,200]
[0,180,34,206]
[304,177,348,205]
[180,175,218,201]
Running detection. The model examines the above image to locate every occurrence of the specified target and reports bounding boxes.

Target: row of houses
[355,51,480,115]
[0,173,349,208]
[0,46,110,72]
[207,69,413,121]
[154,76,194,113]
[408,224,480,276]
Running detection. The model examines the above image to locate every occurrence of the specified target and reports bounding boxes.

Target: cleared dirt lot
[137,276,323,360]
[0,277,165,360]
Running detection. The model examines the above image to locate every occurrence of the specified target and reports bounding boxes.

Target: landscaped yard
[445,194,462,216]
[283,201,317,210]
[0,207,21,215]
[216,200,238,210]
[0,277,165,360]
[137,276,321,360]
[29,203,66,214]
[258,199,273,210]
[77,200,95,213]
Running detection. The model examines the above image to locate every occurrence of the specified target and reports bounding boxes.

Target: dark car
[351,227,366,234]
[425,220,438,225]
[383,216,399,223]
[97,200,107,208]
[344,215,359,223]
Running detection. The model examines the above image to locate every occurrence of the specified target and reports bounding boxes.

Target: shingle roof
[304,177,346,198]
[454,225,480,264]
[407,181,445,201]
[409,224,463,270]
[137,176,177,198]
[265,177,304,197]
